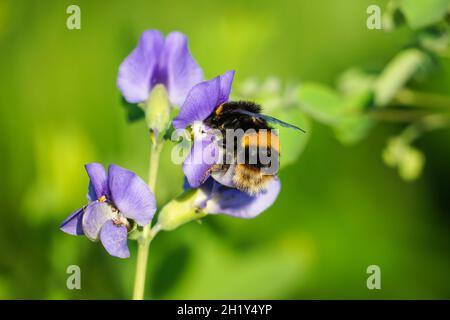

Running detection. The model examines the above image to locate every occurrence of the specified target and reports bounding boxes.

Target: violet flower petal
[60,207,84,235]
[172,70,235,129]
[210,164,238,188]
[117,30,164,103]
[183,135,219,188]
[162,32,203,106]
[85,163,109,201]
[82,202,116,241]
[217,69,235,105]
[108,164,156,226]
[203,177,281,218]
[100,220,130,259]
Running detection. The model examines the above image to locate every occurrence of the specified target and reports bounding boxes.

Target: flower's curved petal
[172,77,220,129]
[211,165,237,188]
[82,202,115,241]
[85,163,109,201]
[204,177,281,218]
[100,220,130,259]
[60,207,84,235]
[108,165,156,226]
[183,135,219,188]
[117,30,164,103]
[189,177,217,208]
[162,32,203,106]
[218,69,235,105]
[172,70,235,129]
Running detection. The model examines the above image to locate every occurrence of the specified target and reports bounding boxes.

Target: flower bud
[157,188,207,231]
[145,84,171,142]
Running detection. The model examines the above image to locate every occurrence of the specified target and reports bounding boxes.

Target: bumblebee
[204,101,304,195]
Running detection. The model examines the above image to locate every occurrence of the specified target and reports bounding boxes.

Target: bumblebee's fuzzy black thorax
[204,101,270,131]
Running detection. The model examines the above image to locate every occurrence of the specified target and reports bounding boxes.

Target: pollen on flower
[98,195,107,202]
[215,104,224,116]
[112,215,131,229]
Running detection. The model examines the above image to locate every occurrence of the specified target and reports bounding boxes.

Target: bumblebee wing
[235,109,306,133]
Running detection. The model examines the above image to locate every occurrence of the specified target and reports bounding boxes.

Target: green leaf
[418,27,450,53]
[337,68,376,97]
[374,49,429,107]
[400,0,450,29]
[297,83,345,125]
[333,89,375,145]
[297,81,375,145]
[346,89,374,111]
[270,108,311,168]
[382,0,405,31]
[234,77,299,113]
[333,114,374,145]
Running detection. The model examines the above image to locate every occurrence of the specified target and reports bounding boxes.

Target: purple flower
[173,70,235,188]
[174,71,281,218]
[173,70,235,130]
[117,30,203,106]
[60,163,156,258]
[193,177,281,219]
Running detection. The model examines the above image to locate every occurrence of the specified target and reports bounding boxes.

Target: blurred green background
[1,0,450,299]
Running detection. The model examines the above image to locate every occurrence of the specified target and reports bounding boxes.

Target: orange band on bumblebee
[241,131,280,153]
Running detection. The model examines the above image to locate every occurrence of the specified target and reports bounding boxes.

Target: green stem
[369,109,433,122]
[394,89,450,109]
[369,89,450,123]
[132,141,163,300]
[400,114,450,144]
[132,237,151,300]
